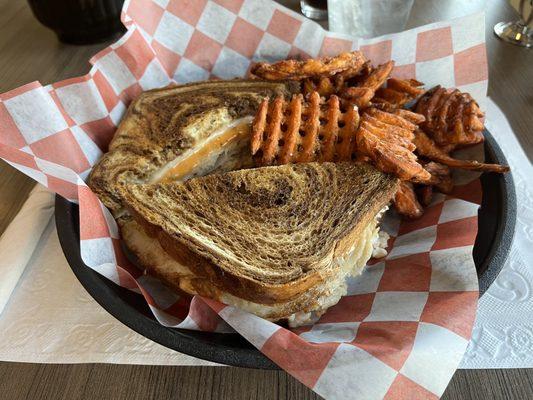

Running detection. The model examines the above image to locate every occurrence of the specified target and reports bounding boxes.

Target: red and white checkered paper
[0,1,488,398]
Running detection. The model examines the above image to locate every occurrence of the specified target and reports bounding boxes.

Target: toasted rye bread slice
[88,79,300,213]
[120,162,399,304]
[119,214,378,322]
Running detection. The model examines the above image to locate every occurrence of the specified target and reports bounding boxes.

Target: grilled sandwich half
[119,162,398,326]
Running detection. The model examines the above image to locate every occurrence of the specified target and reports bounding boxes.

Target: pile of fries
[249,51,509,219]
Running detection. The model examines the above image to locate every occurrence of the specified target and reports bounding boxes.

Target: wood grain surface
[0,0,532,399]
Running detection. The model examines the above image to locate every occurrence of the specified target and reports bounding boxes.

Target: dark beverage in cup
[28,0,125,45]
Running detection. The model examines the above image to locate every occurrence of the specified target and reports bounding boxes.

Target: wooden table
[0,0,532,398]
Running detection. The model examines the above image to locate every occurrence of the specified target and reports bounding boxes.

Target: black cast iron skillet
[55,129,516,369]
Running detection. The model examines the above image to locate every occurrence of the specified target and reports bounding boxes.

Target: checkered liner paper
[0,0,488,398]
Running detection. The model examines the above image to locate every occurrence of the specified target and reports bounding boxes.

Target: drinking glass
[327,0,414,39]
[494,0,533,48]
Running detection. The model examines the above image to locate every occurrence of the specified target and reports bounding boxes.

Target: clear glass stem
[300,0,328,21]
[494,20,533,48]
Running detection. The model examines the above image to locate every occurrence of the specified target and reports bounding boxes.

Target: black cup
[28,0,126,45]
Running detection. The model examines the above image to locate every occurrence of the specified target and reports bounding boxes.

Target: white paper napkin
[0,200,216,365]
[460,98,533,369]
[0,99,530,368]
[0,184,54,314]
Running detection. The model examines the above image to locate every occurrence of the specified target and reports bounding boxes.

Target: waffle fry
[424,161,453,193]
[374,78,425,107]
[356,61,395,92]
[415,86,485,149]
[393,181,424,219]
[356,108,431,182]
[252,96,430,182]
[301,61,372,97]
[417,185,433,207]
[250,51,367,80]
[259,57,396,111]
[251,92,360,166]
[300,61,394,109]
[413,129,510,173]
[334,60,373,88]
[302,76,336,97]
[340,61,394,108]
[339,87,375,109]
[393,109,426,125]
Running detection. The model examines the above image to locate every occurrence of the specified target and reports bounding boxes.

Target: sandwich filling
[150,117,254,183]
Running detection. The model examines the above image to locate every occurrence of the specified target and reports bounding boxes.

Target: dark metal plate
[55,129,516,369]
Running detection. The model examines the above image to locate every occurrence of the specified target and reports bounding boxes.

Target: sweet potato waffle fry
[393,181,424,219]
[393,109,426,125]
[250,51,367,80]
[356,108,430,182]
[301,60,369,99]
[251,92,359,166]
[301,60,371,98]
[415,86,485,149]
[253,54,415,111]
[252,94,428,184]
[373,78,426,108]
[413,129,510,173]
[302,76,337,98]
[339,61,394,109]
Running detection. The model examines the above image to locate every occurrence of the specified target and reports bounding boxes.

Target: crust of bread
[120,163,398,304]
[88,79,300,213]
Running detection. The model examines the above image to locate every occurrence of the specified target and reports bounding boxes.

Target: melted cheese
[155,118,252,183]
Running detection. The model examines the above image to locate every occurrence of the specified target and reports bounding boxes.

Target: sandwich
[119,162,397,326]
[88,79,398,326]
